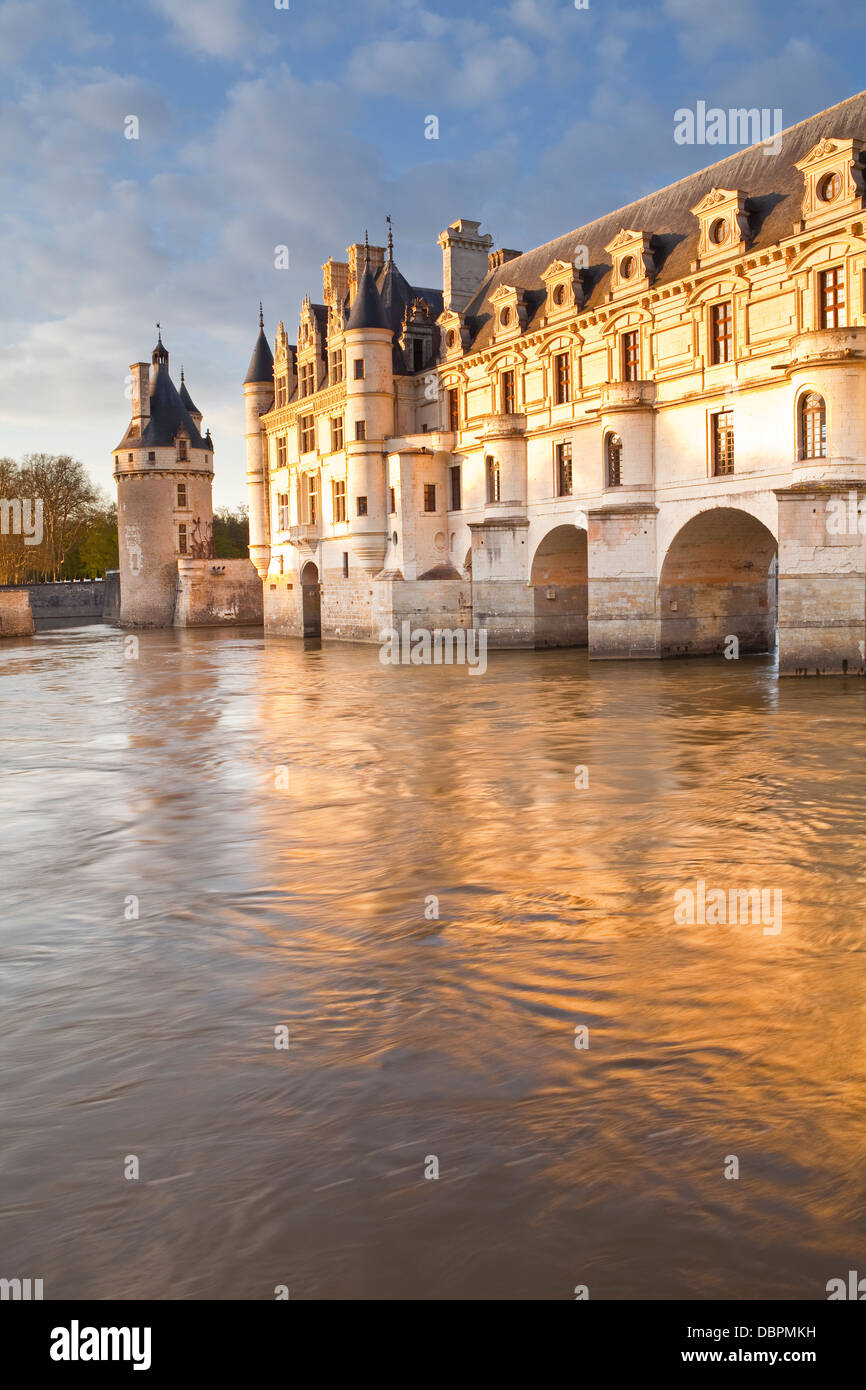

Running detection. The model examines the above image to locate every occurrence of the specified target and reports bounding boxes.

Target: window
[277,436,288,469]
[819,171,842,202]
[329,349,344,385]
[412,339,424,372]
[355,420,366,441]
[800,392,826,459]
[447,387,460,431]
[178,524,188,554]
[710,300,733,365]
[449,464,462,511]
[356,495,368,517]
[330,416,344,451]
[127,453,133,462]
[306,472,318,525]
[177,482,187,508]
[353,358,365,380]
[299,362,315,397]
[177,438,188,461]
[276,376,288,407]
[332,477,347,523]
[277,491,290,531]
[622,331,639,382]
[486,455,501,503]
[555,441,573,496]
[712,410,734,475]
[554,352,571,405]
[147,451,155,462]
[605,432,622,488]
[424,483,436,513]
[389,486,396,514]
[342,551,349,578]
[501,369,515,414]
[819,266,845,328]
[299,415,315,454]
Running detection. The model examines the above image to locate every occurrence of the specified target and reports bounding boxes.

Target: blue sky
[1,0,864,504]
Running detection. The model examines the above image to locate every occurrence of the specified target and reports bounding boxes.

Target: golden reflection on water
[0,626,864,1298]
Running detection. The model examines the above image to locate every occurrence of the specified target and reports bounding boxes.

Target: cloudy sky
[1,0,864,504]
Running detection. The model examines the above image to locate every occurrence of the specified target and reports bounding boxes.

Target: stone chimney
[130,362,150,428]
[438,219,494,312]
[488,248,522,272]
[347,242,386,303]
[323,257,350,307]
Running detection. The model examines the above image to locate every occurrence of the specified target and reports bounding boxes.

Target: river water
[1,625,864,1300]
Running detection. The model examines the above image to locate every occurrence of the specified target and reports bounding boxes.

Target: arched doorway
[530,524,588,648]
[659,508,777,658]
[300,560,321,638]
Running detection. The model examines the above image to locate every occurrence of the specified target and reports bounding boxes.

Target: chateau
[244,91,866,675]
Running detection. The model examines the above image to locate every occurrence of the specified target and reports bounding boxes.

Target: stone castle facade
[244,92,866,675]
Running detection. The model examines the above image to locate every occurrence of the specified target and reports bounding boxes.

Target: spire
[179,366,200,418]
[364,228,370,266]
[244,305,274,386]
[152,323,169,367]
[386,214,393,263]
[346,256,390,331]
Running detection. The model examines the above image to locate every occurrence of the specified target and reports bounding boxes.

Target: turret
[343,243,394,572]
[243,304,275,579]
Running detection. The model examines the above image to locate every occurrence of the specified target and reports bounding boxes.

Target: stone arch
[659,507,777,658]
[299,560,321,637]
[530,523,588,648]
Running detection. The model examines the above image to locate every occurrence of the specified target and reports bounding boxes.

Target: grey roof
[179,373,200,416]
[115,357,208,451]
[346,261,390,330]
[244,326,274,384]
[463,89,866,351]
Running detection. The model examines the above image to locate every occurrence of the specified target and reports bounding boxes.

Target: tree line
[0,453,249,584]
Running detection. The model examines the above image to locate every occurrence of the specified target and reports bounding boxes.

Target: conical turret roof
[244,304,274,384]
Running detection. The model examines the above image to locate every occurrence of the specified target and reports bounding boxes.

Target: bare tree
[17,454,98,580]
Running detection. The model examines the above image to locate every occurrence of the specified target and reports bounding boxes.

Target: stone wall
[174,558,263,628]
[0,590,35,637]
[2,581,105,629]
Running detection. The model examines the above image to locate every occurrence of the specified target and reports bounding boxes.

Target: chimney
[323,257,349,307]
[131,362,150,427]
[438,219,494,312]
[488,248,522,271]
[346,242,385,303]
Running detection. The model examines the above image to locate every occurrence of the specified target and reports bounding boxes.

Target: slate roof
[115,355,208,451]
[346,261,390,330]
[244,326,275,384]
[179,372,200,417]
[462,90,866,352]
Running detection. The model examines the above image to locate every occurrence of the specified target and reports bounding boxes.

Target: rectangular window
[389,486,396,514]
[712,409,735,475]
[330,416,344,451]
[276,435,287,469]
[412,338,424,372]
[342,551,349,578]
[486,455,501,503]
[176,482,187,508]
[710,301,733,365]
[329,350,344,385]
[447,386,460,431]
[622,331,639,382]
[355,419,366,441]
[277,491,290,531]
[332,477,347,523]
[357,495,368,517]
[276,376,288,407]
[178,524,188,554]
[555,441,573,496]
[449,464,462,511]
[554,352,571,405]
[299,415,315,454]
[501,369,515,414]
[353,358,365,380]
[820,266,845,328]
[300,362,315,397]
[423,483,436,513]
[177,439,188,461]
[306,472,318,525]
[147,451,155,462]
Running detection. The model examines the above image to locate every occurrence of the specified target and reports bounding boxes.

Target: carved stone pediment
[540,258,586,315]
[603,228,655,296]
[489,283,530,336]
[690,188,751,263]
[794,136,866,229]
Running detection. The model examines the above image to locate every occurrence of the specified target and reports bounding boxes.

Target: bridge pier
[776,483,866,675]
[586,504,660,659]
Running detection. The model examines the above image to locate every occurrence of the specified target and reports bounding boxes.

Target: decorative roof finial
[364,228,370,266]
[180,365,185,383]
[386,214,393,262]
[156,322,162,343]
[259,301,264,329]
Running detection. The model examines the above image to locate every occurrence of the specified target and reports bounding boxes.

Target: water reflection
[0,626,864,1299]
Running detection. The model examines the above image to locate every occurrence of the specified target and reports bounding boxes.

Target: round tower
[243,305,275,580]
[113,332,215,628]
[343,248,394,572]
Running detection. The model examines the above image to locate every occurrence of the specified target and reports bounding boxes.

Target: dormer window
[794,138,866,230]
[604,228,654,297]
[177,439,188,461]
[446,329,457,349]
[499,307,512,328]
[620,256,636,280]
[276,375,288,407]
[690,189,750,264]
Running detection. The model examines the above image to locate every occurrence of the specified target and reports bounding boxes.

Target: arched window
[605,432,622,488]
[800,392,826,459]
